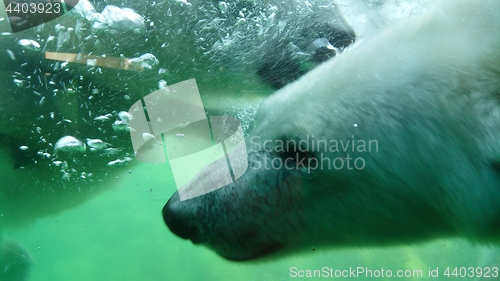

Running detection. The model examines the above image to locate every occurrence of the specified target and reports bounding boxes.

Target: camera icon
[128,79,248,201]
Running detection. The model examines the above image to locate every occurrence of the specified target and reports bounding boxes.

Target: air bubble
[107,157,132,167]
[236,18,246,26]
[13,79,25,88]
[18,39,41,51]
[118,111,133,122]
[94,115,110,121]
[142,133,155,141]
[128,53,159,71]
[7,49,15,60]
[101,5,145,32]
[54,136,86,155]
[158,80,168,89]
[218,2,228,13]
[112,120,129,132]
[104,148,123,155]
[86,139,108,150]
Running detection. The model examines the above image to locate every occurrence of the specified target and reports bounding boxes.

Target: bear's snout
[163,193,199,243]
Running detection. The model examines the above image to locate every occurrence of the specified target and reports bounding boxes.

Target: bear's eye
[275,136,315,167]
[491,161,500,174]
[277,147,312,163]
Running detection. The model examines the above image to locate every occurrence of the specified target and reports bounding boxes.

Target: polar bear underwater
[0,0,357,278]
[163,0,500,261]
[0,0,355,227]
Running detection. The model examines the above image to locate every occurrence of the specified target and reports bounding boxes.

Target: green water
[3,162,495,281]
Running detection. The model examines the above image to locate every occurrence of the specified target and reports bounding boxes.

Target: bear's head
[162,0,500,261]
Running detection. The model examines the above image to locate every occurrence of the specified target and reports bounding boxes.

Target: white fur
[254,0,500,240]
[165,0,500,260]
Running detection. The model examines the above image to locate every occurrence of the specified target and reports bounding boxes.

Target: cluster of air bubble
[229,105,259,136]
[187,1,292,82]
[4,0,360,93]
[0,0,164,182]
[3,0,368,183]
[4,68,139,181]
[24,107,137,181]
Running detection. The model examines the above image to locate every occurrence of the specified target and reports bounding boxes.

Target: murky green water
[1,0,499,280]
[3,161,495,281]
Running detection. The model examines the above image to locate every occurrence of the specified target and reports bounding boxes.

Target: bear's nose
[162,193,198,241]
[311,38,337,62]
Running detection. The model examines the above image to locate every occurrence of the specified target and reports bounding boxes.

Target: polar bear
[0,0,355,226]
[163,0,500,261]
[0,0,355,275]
